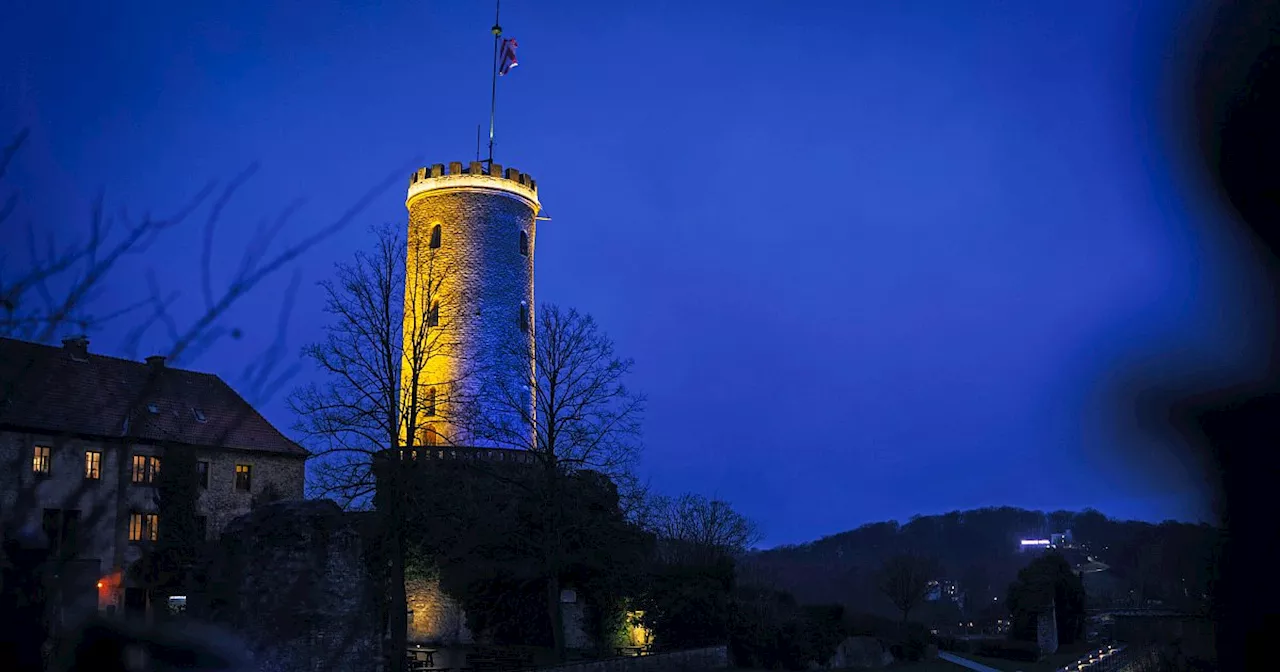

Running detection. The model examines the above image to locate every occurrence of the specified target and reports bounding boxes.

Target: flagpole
[487,0,502,168]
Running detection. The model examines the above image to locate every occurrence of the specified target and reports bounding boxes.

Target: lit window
[519,302,528,332]
[519,230,529,256]
[197,461,209,489]
[429,224,442,249]
[128,513,158,542]
[84,451,102,480]
[131,454,160,484]
[234,464,252,492]
[428,302,439,327]
[426,387,437,417]
[32,445,51,474]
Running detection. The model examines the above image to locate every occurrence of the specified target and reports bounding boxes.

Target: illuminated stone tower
[403,161,539,448]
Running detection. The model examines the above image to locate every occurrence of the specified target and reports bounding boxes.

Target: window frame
[519,230,529,256]
[131,454,160,485]
[428,301,439,327]
[197,460,209,489]
[128,512,159,543]
[32,445,51,475]
[234,464,252,493]
[429,223,442,249]
[84,450,102,480]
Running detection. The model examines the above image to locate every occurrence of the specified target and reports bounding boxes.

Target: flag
[499,38,518,76]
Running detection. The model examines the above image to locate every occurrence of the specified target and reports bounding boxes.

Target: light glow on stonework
[406,172,540,211]
[625,610,653,647]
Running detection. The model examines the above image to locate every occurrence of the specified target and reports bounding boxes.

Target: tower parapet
[406,161,539,211]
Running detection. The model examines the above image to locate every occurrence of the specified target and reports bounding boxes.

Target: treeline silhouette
[741,507,1219,620]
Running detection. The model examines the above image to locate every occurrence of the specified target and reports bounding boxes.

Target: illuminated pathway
[937,652,1002,672]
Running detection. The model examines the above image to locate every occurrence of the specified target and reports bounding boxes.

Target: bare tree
[1,127,403,670]
[288,222,462,672]
[465,303,646,660]
[648,493,761,564]
[288,222,463,505]
[878,553,938,625]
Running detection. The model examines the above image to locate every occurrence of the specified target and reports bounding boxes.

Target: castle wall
[406,572,472,645]
[198,500,382,672]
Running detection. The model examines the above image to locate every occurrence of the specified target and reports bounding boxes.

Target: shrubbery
[727,589,938,669]
[936,635,1038,662]
[728,588,851,670]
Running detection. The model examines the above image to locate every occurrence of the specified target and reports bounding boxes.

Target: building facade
[0,336,305,624]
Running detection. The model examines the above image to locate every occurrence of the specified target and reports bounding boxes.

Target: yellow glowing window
[131,454,160,484]
[32,445,51,474]
[128,513,158,542]
[84,451,102,480]
[429,224,442,249]
[235,464,252,492]
[417,424,439,447]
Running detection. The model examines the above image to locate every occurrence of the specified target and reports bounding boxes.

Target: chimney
[62,335,90,361]
[146,355,166,370]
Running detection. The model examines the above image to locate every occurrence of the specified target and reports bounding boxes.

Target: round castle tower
[403,160,539,449]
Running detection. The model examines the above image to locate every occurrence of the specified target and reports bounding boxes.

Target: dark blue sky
[3,1,1265,546]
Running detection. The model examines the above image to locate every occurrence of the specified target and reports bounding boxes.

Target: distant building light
[1020,539,1051,546]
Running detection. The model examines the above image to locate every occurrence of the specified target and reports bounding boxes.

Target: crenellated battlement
[405,161,539,210]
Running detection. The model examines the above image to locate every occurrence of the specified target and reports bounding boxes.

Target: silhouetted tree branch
[878,553,937,625]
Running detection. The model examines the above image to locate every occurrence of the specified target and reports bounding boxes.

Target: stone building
[403,160,539,449]
[399,161,543,645]
[0,335,305,625]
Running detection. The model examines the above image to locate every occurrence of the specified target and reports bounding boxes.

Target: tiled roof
[0,337,306,456]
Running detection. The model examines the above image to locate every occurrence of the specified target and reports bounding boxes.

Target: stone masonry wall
[193,448,305,538]
[200,500,381,672]
[406,572,471,645]
[1,430,120,568]
[405,168,537,448]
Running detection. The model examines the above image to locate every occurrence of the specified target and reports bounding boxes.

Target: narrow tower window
[426,387,437,417]
[428,302,440,327]
[429,224,442,249]
[520,302,529,332]
[519,230,529,256]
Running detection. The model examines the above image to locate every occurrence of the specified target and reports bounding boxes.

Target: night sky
[3,1,1266,547]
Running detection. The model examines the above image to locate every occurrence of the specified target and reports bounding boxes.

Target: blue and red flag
[499,38,518,76]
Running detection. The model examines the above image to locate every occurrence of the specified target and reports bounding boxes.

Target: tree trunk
[387,524,408,672]
[546,575,565,662]
[385,476,408,672]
